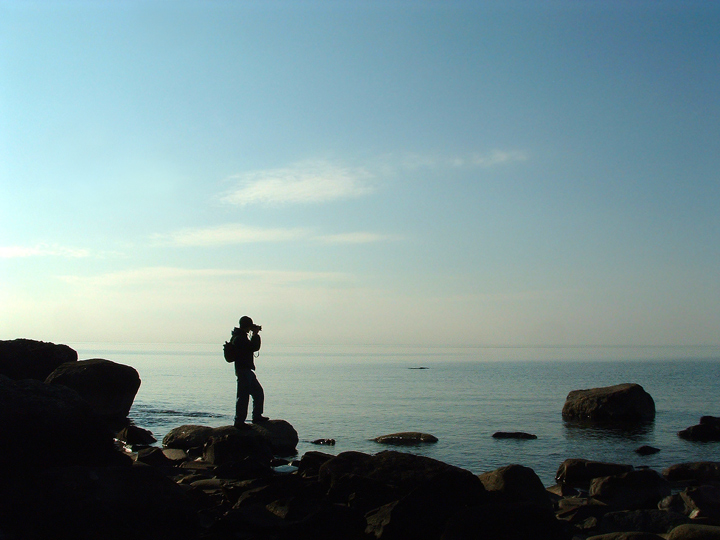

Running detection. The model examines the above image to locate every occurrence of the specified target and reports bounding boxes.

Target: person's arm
[249,333,261,353]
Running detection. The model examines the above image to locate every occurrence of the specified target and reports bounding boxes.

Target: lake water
[70,343,720,486]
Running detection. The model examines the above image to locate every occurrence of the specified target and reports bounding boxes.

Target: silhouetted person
[226,316,268,428]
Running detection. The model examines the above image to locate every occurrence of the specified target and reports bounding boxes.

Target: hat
[239,316,254,328]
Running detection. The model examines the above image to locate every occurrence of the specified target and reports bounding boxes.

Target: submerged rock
[0,338,77,381]
[562,383,656,422]
[373,432,438,445]
[678,416,720,442]
[492,431,537,439]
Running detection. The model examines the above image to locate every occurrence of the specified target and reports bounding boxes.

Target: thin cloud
[315,232,402,244]
[220,160,374,206]
[153,224,309,247]
[0,244,90,259]
[376,149,527,172]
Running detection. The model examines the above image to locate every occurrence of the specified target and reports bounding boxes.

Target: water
[71,343,720,486]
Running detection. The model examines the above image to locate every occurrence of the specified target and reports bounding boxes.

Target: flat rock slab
[492,431,537,440]
[373,432,438,445]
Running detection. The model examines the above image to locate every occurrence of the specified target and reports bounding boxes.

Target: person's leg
[249,371,266,421]
[234,370,252,426]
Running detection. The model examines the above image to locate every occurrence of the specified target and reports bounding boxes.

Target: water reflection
[563,419,655,442]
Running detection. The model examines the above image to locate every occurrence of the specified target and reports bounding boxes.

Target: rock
[599,509,690,534]
[202,427,273,466]
[45,358,141,422]
[666,524,720,540]
[373,432,439,445]
[556,458,634,488]
[296,450,335,477]
[492,431,537,439]
[116,425,157,446]
[679,417,720,442]
[663,463,720,484]
[311,438,336,445]
[249,419,299,455]
[586,533,665,540]
[0,464,199,540]
[163,425,215,450]
[679,485,720,523]
[0,374,120,468]
[0,338,77,380]
[364,460,487,540]
[562,383,656,422]
[161,448,189,462]
[442,500,569,540]
[478,464,553,510]
[636,445,661,455]
[589,469,671,510]
[135,446,174,466]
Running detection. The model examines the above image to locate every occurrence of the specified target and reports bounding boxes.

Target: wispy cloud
[220,160,374,206]
[153,224,309,247]
[154,223,399,247]
[0,244,90,259]
[315,232,402,244]
[376,149,528,172]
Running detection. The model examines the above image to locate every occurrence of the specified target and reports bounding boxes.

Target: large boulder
[556,458,634,488]
[478,464,553,510]
[45,359,140,422]
[0,375,120,468]
[663,463,720,484]
[250,419,299,455]
[666,524,720,540]
[163,424,215,450]
[0,338,77,380]
[202,426,274,466]
[589,469,671,510]
[562,383,655,422]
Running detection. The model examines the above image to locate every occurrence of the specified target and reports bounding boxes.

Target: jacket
[230,327,261,372]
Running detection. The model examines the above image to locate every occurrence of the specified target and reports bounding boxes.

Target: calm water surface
[71,343,720,485]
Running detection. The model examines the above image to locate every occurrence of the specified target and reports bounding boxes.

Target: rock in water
[562,383,655,422]
[250,419,299,455]
[373,432,439,445]
[678,416,720,442]
[492,431,537,440]
[0,338,77,381]
[46,358,141,422]
[163,425,215,450]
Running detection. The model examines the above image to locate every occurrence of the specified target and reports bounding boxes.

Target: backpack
[223,338,241,363]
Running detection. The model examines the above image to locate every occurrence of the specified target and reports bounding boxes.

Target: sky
[1,1,719,348]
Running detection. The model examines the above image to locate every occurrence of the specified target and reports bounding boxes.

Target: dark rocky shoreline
[2,338,720,540]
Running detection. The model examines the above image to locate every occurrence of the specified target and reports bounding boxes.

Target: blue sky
[1,1,718,347]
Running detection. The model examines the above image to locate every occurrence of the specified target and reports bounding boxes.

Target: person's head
[239,316,254,329]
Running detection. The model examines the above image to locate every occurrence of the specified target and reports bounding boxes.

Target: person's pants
[235,369,264,424]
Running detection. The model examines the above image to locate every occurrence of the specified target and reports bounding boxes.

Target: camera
[252,324,262,332]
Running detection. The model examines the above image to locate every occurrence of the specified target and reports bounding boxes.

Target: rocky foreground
[1,339,720,540]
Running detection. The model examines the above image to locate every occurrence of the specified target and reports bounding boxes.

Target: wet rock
[492,431,537,439]
[311,438,336,445]
[478,464,553,510]
[679,417,720,442]
[46,359,141,422]
[599,509,690,534]
[135,446,174,466]
[116,425,157,446]
[0,338,77,381]
[589,469,671,510]
[0,374,120,468]
[249,418,299,455]
[163,425,215,450]
[562,383,656,422]
[636,445,661,455]
[296,450,335,477]
[666,524,720,539]
[663,463,720,484]
[556,458,634,488]
[373,432,439,445]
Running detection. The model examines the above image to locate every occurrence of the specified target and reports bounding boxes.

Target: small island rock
[373,432,439,445]
[562,383,656,422]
